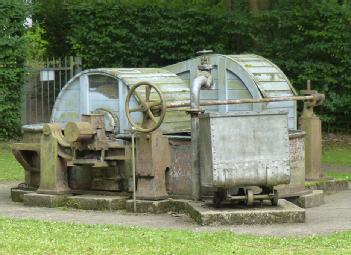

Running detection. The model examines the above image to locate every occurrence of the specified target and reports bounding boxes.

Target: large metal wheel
[125,82,167,133]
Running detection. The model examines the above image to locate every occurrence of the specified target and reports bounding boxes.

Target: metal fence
[23,57,82,124]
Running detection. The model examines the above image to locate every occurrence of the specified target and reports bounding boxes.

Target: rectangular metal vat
[199,111,290,188]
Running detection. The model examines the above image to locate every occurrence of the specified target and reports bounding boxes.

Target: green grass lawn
[322,145,351,180]
[322,146,351,166]
[325,171,351,180]
[0,217,349,255]
[0,143,24,181]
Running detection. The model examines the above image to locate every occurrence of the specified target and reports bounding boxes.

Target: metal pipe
[132,132,136,213]
[191,75,213,201]
[167,94,324,109]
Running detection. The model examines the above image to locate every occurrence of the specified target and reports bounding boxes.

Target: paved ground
[1,181,350,237]
[323,164,351,173]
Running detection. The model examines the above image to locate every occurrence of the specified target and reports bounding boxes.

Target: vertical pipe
[132,132,137,212]
[190,75,211,201]
[191,115,201,200]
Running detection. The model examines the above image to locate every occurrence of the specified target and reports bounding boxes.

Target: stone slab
[126,198,305,225]
[11,188,34,202]
[125,199,187,214]
[287,190,324,208]
[66,195,127,211]
[23,193,66,208]
[187,199,305,225]
[23,192,128,211]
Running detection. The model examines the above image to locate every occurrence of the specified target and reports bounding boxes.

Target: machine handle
[125,82,167,133]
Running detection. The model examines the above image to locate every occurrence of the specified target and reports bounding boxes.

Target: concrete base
[66,195,127,211]
[287,190,325,208]
[23,193,128,211]
[20,191,305,225]
[187,199,305,225]
[126,199,178,214]
[11,188,34,202]
[126,198,305,225]
[24,193,66,208]
[306,179,350,194]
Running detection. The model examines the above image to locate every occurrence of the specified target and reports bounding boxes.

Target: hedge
[0,0,27,139]
[65,0,351,132]
[67,1,251,68]
[252,0,351,132]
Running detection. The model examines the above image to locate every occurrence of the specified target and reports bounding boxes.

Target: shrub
[0,0,28,139]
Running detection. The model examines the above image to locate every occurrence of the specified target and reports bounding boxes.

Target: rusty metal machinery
[37,114,130,195]
[11,51,326,209]
[124,76,325,206]
[125,83,324,134]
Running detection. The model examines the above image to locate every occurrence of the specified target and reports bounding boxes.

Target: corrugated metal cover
[164,54,297,130]
[226,54,297,97]
[51,68,190,133]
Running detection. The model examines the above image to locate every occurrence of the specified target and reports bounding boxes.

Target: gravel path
[1,181,350,237]
[323,164,351,173]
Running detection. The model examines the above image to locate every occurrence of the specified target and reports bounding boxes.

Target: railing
[23,56,82,124]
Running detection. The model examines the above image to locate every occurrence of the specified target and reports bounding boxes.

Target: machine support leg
[299,81,324,180]
[37,127,70,195]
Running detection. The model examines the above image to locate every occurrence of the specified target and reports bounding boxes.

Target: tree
[32,0,69,57]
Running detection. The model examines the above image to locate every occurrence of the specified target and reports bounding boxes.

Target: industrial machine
[12,51,325,208]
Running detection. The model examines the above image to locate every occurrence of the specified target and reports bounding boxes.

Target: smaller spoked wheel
[125,82,167,133]
[246,189,254,206]
[271,189,279,206]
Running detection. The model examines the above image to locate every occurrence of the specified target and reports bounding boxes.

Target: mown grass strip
[0,217,350,255]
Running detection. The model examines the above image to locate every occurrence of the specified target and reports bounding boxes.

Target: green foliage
[32,0,70,57]
[24,24,48,68]
[251,0,351,131]
[0,0,27,139]
[67,1,250,68]
[31,0,351,132]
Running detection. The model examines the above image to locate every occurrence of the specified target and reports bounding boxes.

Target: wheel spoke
[133,90,144,104]
[145,85,151,101]
[147,109,157,124]
[148,100,162,108]
[141,112,148,126]
[129,106,143,113]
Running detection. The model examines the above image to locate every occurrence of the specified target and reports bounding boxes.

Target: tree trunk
[248,0,272,11]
